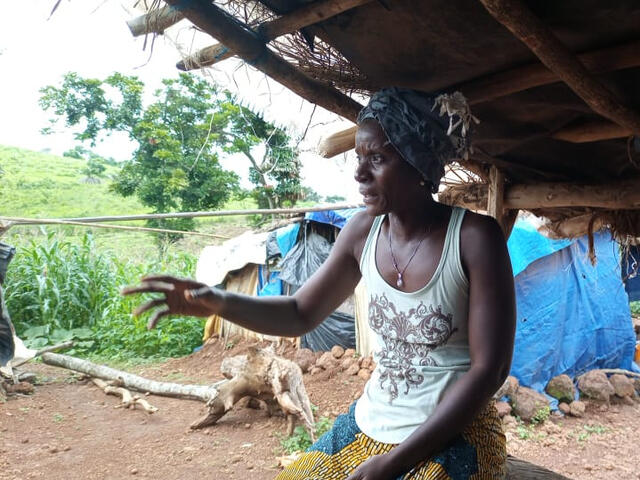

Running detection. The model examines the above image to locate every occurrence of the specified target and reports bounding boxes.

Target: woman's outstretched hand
[121,275,221,329]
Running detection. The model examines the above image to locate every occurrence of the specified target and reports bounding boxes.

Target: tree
[40,72,240,244]
[40,72,304,239]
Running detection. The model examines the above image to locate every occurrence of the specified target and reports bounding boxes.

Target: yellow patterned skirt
[275,403,506,480]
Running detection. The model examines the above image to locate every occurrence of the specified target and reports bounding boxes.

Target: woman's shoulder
[336,210,378,260]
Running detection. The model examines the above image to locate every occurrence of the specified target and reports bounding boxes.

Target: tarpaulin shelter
[507,220,637,392]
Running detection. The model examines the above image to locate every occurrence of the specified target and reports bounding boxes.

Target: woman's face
[354,119,422,216]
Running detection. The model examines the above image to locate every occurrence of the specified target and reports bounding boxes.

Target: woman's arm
[347,213,516,480]
[123,213,371,336]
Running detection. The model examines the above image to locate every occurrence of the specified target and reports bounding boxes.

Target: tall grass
[4,233,204,360]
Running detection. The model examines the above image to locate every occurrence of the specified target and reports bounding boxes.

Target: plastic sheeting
[509,230,636,391]
[301,311,356,352]
[507,220,571,277]
[304,208,363,229]
[279,230,332,287]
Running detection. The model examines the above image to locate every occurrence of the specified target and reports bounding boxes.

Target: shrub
[4,233,203,360]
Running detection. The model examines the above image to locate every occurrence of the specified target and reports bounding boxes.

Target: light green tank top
[354,207,471,443]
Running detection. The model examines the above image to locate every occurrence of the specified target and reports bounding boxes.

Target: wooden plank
[178,0,372,71]
[479,0,640,134]
[164,0,363,122]
[127,5,184,37]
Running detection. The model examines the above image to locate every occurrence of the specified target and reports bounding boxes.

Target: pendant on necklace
[396,273,404,288]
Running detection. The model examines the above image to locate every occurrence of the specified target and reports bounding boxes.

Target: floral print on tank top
[368,293,457,403]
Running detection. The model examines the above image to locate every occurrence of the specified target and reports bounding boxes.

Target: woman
[124,87,516,479]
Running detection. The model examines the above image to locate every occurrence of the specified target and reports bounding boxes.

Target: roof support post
[164,0,363,121]
[127,5,184,37]
[487,165,515,237]
[478,0,640,135]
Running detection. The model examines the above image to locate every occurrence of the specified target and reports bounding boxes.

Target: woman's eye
[371,154,384,164]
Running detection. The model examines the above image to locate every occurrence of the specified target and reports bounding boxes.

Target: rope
[5,203,364,225]
[0,217,230,239]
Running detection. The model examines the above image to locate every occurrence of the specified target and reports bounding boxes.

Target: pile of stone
[294,346,375,381]
[494,369,640,425]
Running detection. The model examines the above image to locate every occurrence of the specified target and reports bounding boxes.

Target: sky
[0,0,360,200]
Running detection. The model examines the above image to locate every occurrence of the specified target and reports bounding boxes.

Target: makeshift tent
[508,220,637,392]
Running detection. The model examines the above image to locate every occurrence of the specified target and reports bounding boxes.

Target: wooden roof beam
[479,0,640,135]
[165,0,363,122]
[552,120,633,143]
[177,0,373,71]
[127,5,184,37]
[318,38,640,157]
[440,179,640,211]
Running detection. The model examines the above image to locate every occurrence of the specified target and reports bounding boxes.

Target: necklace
[387,218,430,288]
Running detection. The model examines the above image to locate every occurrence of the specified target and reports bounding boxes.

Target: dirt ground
[1,338,639,480]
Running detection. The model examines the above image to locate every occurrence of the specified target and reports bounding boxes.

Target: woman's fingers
[147,307,171,330]
[133,298,165,317]
[141,274,184,284]
[185,286,212,301]
[121,281,175,296]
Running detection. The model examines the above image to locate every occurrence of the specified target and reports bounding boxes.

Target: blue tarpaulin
[304,208,363,229]
[508,225,636,391]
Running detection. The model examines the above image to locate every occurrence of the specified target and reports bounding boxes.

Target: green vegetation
[569,424,608,443]
[39,72,306,244]
[4,233,204,361]
[531,406,551,425]
[279,416,334,454]
[630,301,639,315]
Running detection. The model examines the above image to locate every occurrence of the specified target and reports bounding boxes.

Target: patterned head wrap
[357,87,479,193]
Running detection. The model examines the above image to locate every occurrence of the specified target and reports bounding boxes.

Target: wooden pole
[541,213,605,239]
[317,39,640,157]
[552,121,633,143]
[177,0,373,71]
[127,5,184,37]
[3,203,364,225]
[487,165,505,221]
[442,179,640,211]
[458,40,640,106]
[257,0,373,40]
[478,0,640,135]
[164,0,363,122]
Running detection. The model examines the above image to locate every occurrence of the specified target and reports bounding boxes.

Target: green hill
[0,145,147,219]
[0,145,253,257]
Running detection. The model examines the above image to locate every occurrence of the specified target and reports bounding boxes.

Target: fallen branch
[91,378,158,414]
[599,369,640,379]
[11,340,74,368]
[41,352,224,402]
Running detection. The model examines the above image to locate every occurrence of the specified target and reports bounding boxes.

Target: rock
[331,345,345,359]
[345,363,360,376]
[543,422,562,435]
[558,402,571,415]
[341,356,357,370]
[622,395,635,406]
[360,356,373,370]
[357,369,371,381]
[294,348,316,373]
[569,400,586,417]
[309,366,323,375]
[494,376,519,399]
[634,378,640,394]
[545,374,576,404]
[578,370,615,403]
[48,446,58,454]
[316,352,338,370]
[609,374,635,398]
[502,414,517,426]
[130,468,138,475]
[494,401,512,418]
[511,386,549,423]
[344,348,356,358]
[368,361,376,372]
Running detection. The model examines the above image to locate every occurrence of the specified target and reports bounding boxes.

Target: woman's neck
[387,199,448,241]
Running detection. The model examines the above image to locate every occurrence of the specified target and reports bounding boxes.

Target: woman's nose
[354,158,369,183]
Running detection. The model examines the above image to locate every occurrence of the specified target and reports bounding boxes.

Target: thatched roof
[128,0,640,241]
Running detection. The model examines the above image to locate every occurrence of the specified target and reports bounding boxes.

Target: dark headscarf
[357,87,478,193]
